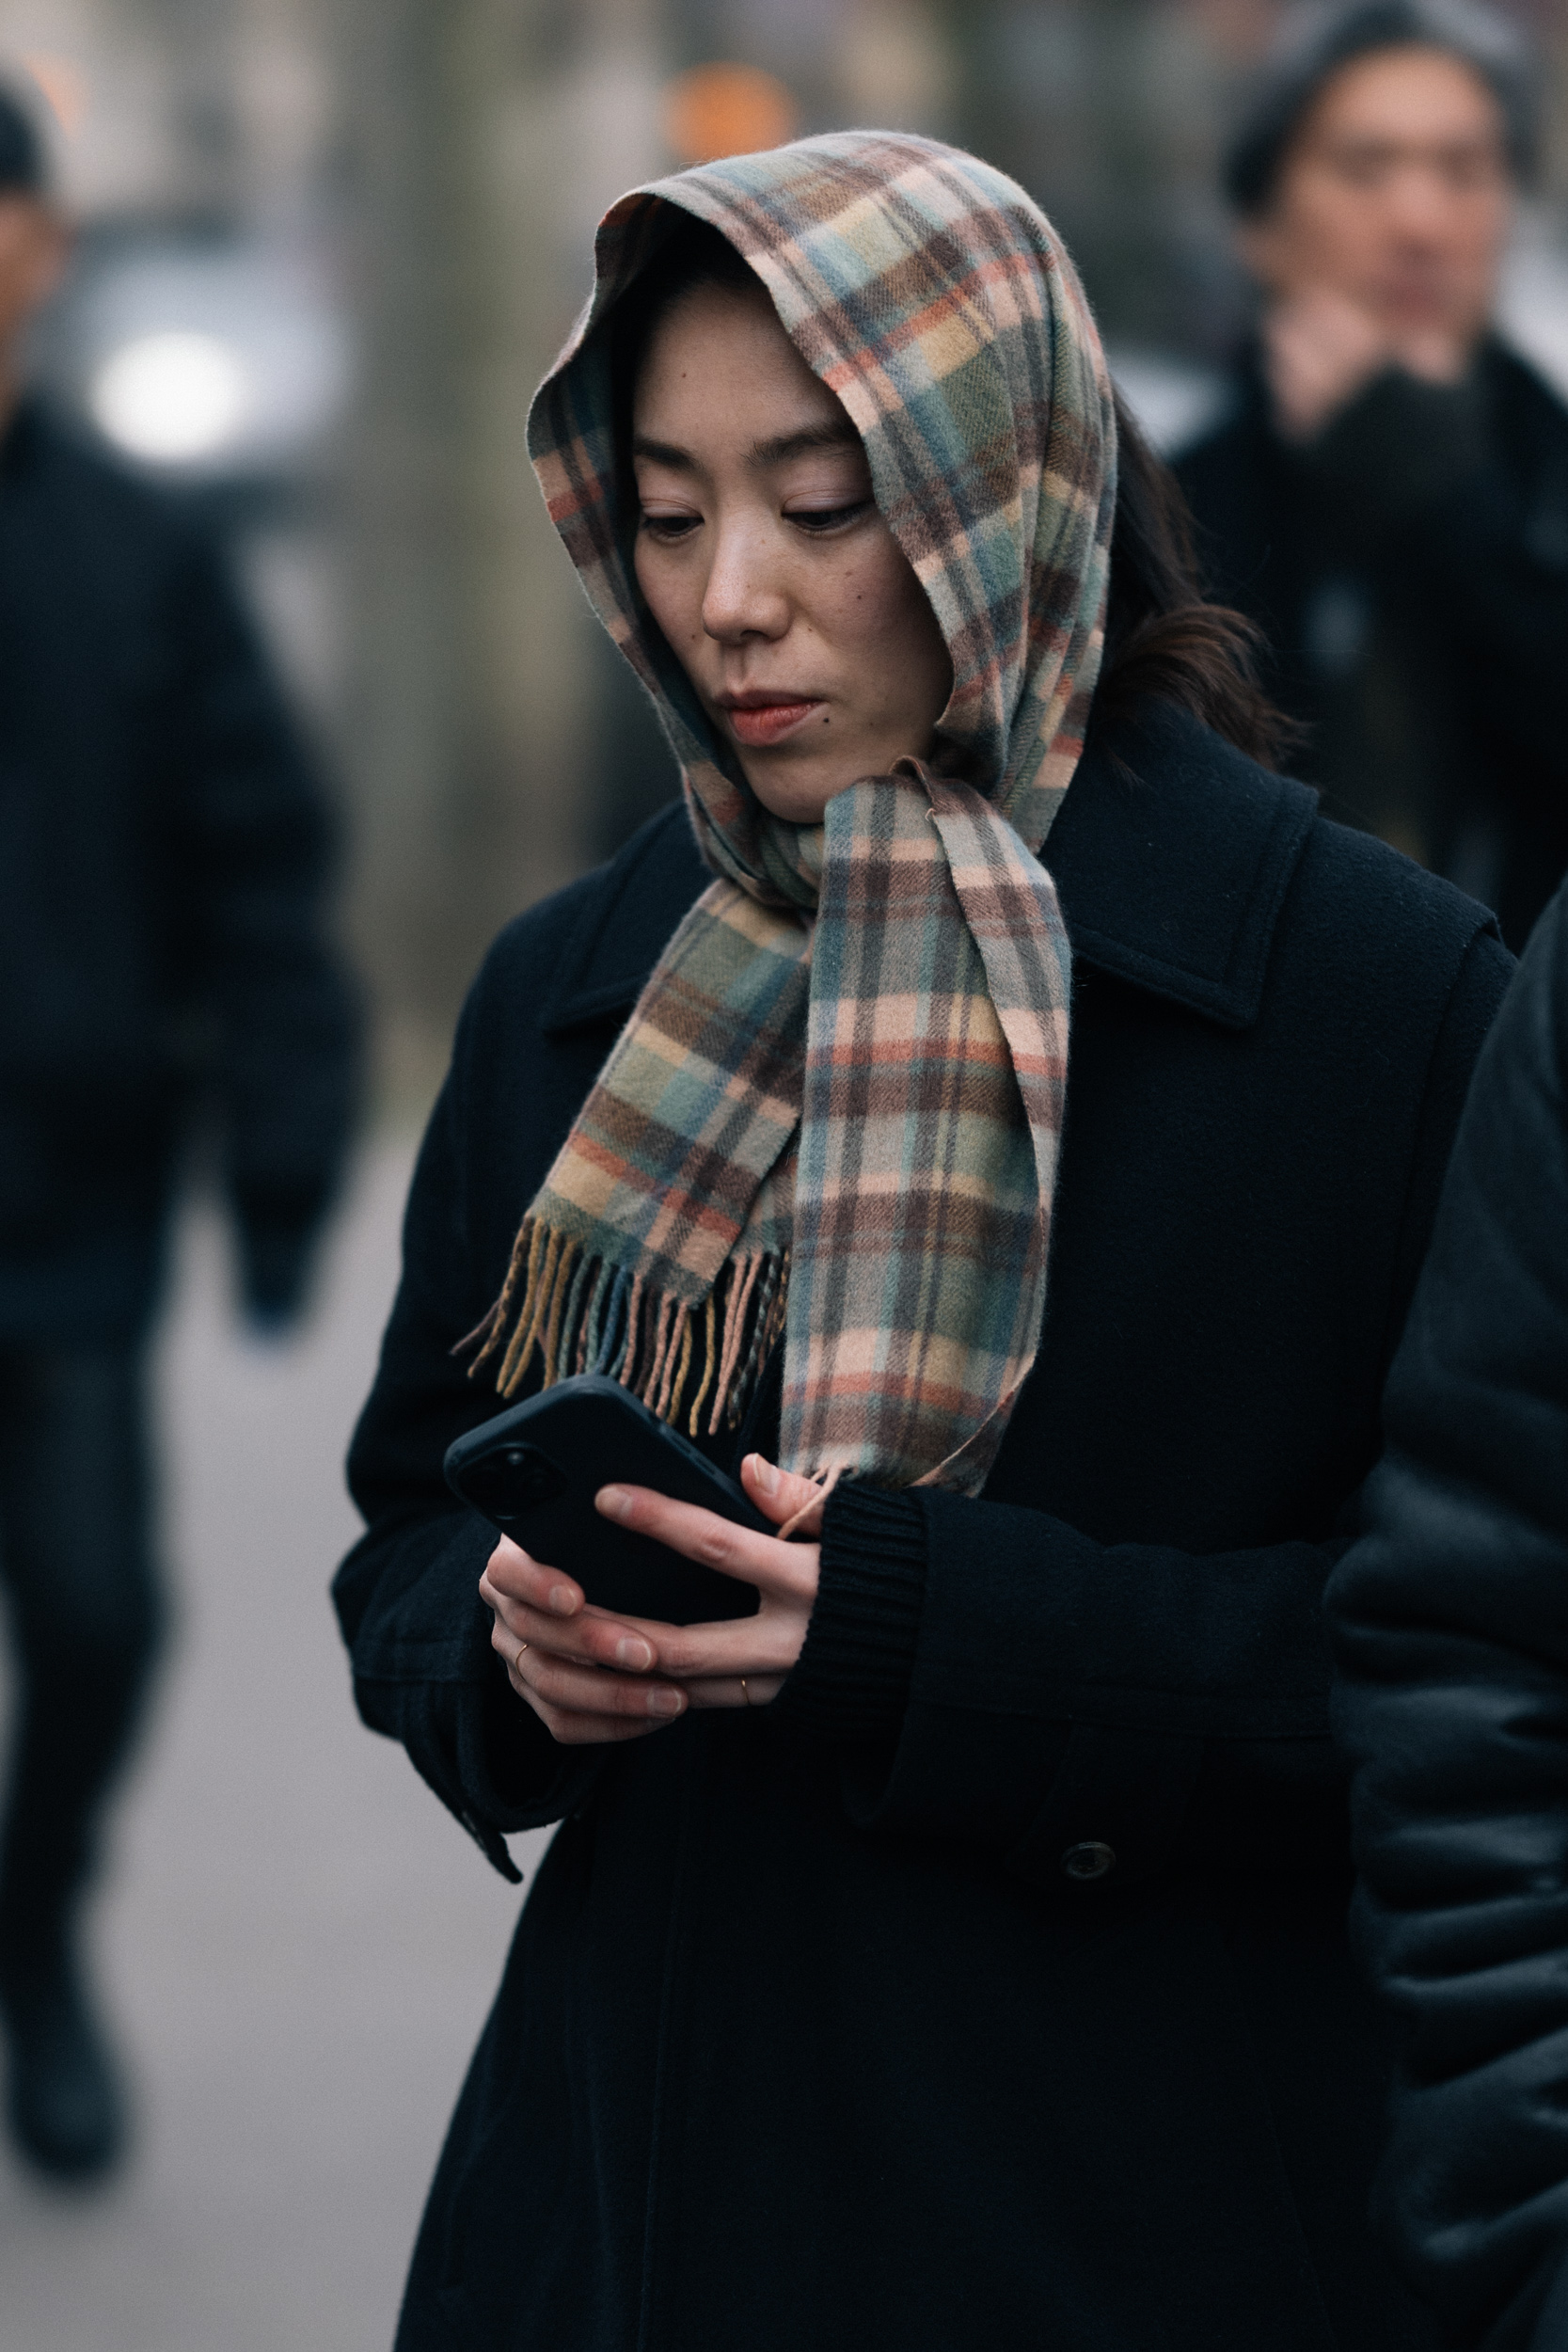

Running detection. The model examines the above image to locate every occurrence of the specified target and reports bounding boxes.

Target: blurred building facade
[2,0,1564,1099]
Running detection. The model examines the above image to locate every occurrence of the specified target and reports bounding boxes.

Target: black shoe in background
[0,1940,127,2183]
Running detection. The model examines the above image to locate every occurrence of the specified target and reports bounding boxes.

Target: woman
[336,134,1510,2349]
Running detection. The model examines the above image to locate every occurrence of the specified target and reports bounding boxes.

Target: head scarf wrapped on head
[469,131,1117,1495]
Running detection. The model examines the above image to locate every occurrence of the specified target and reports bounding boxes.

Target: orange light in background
[1186,0,1280,63]
[662,63,798,167]
[21,51,87,137]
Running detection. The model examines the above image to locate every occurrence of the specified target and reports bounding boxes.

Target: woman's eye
[639,510,701,542]
[788,501,871,534]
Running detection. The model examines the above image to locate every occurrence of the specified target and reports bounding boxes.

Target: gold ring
[515,1643,530,1670]
[740,1677,752,1708]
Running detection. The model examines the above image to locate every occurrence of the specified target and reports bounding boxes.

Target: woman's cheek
[635,541,696,635]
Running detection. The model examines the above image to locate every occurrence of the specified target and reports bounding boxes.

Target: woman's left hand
[597,1452,826,1709]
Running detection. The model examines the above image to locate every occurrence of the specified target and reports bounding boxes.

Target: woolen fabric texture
[1328,882,1568,2352]
[335,695,1512,2352]
[493,133,1114,1492]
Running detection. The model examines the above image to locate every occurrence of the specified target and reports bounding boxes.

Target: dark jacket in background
[0,399,360,1336]
[1329,884,1568,2352]
[336,700,1510,2352]
[1177,342,1568,953]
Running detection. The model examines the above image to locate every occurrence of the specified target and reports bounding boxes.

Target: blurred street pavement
[0,1138,546,2352]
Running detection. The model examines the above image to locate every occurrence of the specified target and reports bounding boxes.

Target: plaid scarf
[473,133,1117,1494]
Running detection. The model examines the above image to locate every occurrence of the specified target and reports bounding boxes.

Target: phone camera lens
[461,1439,568,1518]
[510,1445,567,1507]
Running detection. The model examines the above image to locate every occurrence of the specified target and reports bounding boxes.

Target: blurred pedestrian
[0,86,360,2180]
[1177,0,1568,951]
[338,134,1510,2349]
[1328,883,1568,2350]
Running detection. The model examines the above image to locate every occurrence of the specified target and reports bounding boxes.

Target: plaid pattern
[789,766,1070,1488]
[483,132,1115,1490]
[476,886,806,1429]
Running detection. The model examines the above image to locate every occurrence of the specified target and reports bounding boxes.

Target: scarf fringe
[459,1218,789,1437]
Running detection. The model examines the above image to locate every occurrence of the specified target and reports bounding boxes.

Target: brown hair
[615,215,1290,773]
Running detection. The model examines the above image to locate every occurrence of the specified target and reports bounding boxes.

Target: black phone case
[443,1375,768,1625]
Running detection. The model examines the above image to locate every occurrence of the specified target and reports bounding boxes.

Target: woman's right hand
[479,1536,689,1745]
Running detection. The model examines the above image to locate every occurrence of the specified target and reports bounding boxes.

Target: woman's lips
[724,697,823,748]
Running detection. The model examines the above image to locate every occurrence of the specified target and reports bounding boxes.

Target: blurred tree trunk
[333,0,643,1104]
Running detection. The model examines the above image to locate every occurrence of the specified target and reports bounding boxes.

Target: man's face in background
[1242,44,1513,362]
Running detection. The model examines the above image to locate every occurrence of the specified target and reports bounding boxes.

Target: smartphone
[444,1374,768,1625]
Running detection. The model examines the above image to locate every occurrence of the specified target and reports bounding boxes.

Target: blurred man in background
[0,87,359,2181]
[1178,0,1568,952]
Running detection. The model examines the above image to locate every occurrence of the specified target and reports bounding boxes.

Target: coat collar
[1045,697,1317,1028]
[542,698,1317,1038]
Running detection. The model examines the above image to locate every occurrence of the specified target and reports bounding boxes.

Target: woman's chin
[743,758,851,826]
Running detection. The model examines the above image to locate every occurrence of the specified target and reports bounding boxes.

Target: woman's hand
[478,1453,827,1745]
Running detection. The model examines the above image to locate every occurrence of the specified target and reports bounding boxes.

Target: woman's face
[630,278,953,823]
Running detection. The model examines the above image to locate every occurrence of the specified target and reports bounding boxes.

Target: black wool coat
[1329,884,1568,2352]
[0,400,361,1338]
[336,699,1511,2352]
[1176,345,1568,954]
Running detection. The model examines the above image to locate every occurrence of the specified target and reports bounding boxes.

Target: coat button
[1062,1840,1117,1882]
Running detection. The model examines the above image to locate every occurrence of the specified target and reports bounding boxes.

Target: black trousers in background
[0,1344,164,1960]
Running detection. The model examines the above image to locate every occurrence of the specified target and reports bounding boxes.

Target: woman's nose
[701,516,790,644]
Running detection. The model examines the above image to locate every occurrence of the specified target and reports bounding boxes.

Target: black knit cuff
[775,1483,927,1742]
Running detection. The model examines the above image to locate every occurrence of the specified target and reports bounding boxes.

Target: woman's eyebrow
[630,421,862,472]
[631,434,694,469]
[749,421,861,468]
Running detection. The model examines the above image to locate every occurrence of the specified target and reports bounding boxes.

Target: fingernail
[616,1637,653,1671]
[547,1584,577,1615]
[752,1455,779,1496]
[647,1688,684,1717]
[598,1485,632,1521]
